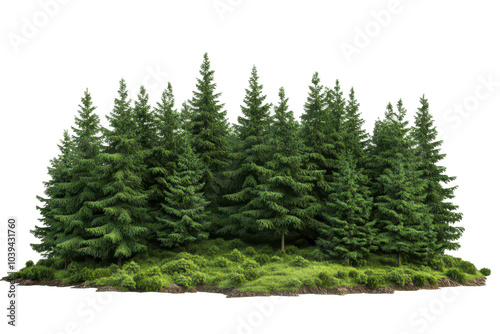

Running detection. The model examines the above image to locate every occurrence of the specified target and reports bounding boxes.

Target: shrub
[228,249,245,262]
[230,239,245,249]
[356,273,368,284]
[229,272,245,285]
[459,261,477,275]
[207,245,219,255]
[68,264,93,283]
[213,257,231,268]
[353,258,367,267]
[364,270,374,276]
[190,271,208,286]
[285,277,301,290]
[412,273,427,286]
[161,259,198,274]
[367,276,382,289]
[379,258,395,266]
[318,271,337,286]
[147,266,162,277]
[254,254,270,265]
[52,258,66,270]
[386,270,412,286]
[303,277,322,287]
[244,247,257,256]
[173,274,193,288]
[123,261,140,274]
[25,260,34,267]
[31,266,56,281]
[142,276,163,292]
[259,245,273,254]
[244,268,260,281]
[121,275,136,291]
[428,276,437,285]
[242,259,260,269]
[300,248,326,261]
[93,267,113,279]
[208,273,224,285]
[286,246,299,254]
[270,255,283,263]
[192,256,210,268]
[480,268,491,276]
[446,268,465,282]
[36,258,55,267]
[348,269,359,279]
[291,256,309,268]
[336,270,347,279]
[442,255,457,268]
[427,257,445,271]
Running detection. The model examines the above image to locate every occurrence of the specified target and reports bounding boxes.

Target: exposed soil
[2,276,486,298]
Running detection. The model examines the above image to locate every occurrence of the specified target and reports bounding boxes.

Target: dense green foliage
[28,54,479,288]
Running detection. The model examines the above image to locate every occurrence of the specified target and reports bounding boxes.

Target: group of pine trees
[31,53,464,268]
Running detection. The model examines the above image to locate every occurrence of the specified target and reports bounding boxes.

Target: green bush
[26,265,55,281]
[229,239,245,249]
[303,277,322,287]
[367,276,382,289]
[480,268,491,276]
[286,246,299,254]
[300,248,326,261]
[147,266,162,277]
[442,255,457,268]
[67,264,93,283]
[386,270,412,286]
[412,273,427,286]
[336,270,348,279]
[428,276,437,285]
[285,277,301,290]
[242,259,260,269]
[161,258,198,274]
[270,255,283,263]
[254,254,270,265]
[142,276,163,292]
[228,249,244,262]
[446,268,465,282]
[291,256,309,267]
[213,257,231,268]
[93,267,113,279]
[244,247,257,256]
[318,271,338,287]
[427,257,445,271]
[244,268,260,281]
[25,260,34,267]
[121,275,136,291]
[459,261,477,275]
[173,274,193,288]
[190,271,208,286]
[229,272,246,285]
[353,258,367,267]
[364,270,374,276]
[123,261,140,274]
[348,269,359,279]
[207,245,219,255]
[208,273,224,285]
[356,273,368,284]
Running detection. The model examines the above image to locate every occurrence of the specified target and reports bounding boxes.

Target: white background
[1,0,499,333]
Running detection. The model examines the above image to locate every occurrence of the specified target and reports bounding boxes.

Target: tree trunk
[281,231,285,252]
[118,256,122,269]
[397,253,402,267]
[64,258,67,271]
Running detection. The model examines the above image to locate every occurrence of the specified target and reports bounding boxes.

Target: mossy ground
[9,238,489,293]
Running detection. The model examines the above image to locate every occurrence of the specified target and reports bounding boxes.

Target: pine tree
[190,53,229,203]
[220,66,272,236]
[31,130,75,264]
[149,83,179,221]
[84,79,149,267]
[300,72,327,190]
[157,143,210,247]
[344,87,369,165]
[317,151,375,265]
[260,87,321,251]
[411,95,463,254]
[370,100,434,265]
[52,90,103,262]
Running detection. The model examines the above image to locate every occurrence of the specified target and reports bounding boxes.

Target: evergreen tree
[260,88,321,251]
[220,66,272,236]
[84,79,149,267]
[411,96,463,254]
[149,83,179,221]
[190,53,229,203]
[157,144,210,247]
[344,87,369,165]
[31,130,75,264]
[53,90,103,262]
[317,151,375,265]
